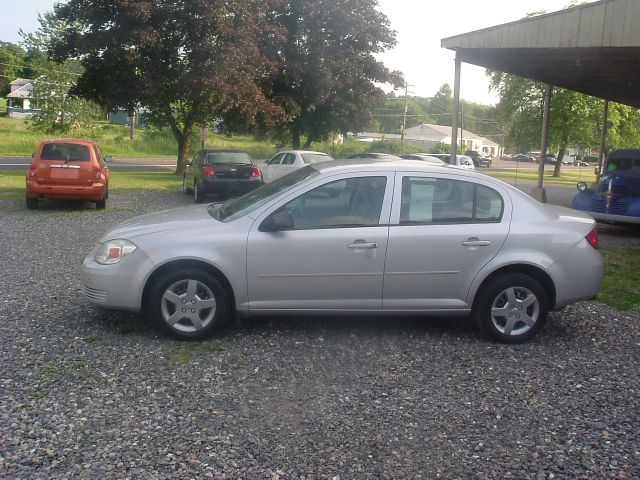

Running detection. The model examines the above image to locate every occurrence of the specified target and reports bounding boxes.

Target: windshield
[205,152,252,164]
[211,165,320,221]
[301,152,333,164]
[607,155,640,174]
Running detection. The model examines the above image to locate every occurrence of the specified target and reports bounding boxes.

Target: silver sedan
[81,159,604,343]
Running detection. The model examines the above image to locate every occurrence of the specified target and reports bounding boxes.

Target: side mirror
[105,156,113,163]
[260,210,294,232]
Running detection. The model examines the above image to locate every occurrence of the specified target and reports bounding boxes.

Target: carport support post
[450,54,461,163]
[531,84,552,203]
[596,100,609,185]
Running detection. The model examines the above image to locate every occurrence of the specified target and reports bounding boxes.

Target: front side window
[282,153,296,165]
[400,177,503,224]
[274,176,387,230]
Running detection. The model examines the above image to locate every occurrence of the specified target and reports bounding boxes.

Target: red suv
[26,139,110,209]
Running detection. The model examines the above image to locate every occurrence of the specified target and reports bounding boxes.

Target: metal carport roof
[441,0,640,108]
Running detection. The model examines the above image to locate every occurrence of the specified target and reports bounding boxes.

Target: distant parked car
[81,158,603,344]
[513,154,535,163]
[464,150,492,168]
[347,152,402,160]
[26,138,110,210]
[262,150,334,183]
[182,149,263,202]
[400,153,446,165]
[428,154,475,170]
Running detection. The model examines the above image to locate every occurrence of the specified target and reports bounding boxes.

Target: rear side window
[301,153,332,164]
[41,143,91,161]
[205,152,252,164]
[400,177,503,224]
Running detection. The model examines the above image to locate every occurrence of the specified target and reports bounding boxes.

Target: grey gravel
[1,187,639,479]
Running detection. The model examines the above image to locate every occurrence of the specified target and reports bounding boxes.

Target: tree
[0,42,28,96]
[239,0,403,149]
[489,72,603,176]
[50,0,285,173]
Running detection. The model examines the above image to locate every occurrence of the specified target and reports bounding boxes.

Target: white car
[81,159,603,344]
[428,154,476,170]
[261,150,334,183]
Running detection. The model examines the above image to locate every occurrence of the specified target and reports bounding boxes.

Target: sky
[2,0,574,105]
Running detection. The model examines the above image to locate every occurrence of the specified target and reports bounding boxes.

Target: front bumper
[80,245,154,312]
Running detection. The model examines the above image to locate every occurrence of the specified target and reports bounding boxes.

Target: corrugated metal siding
[442,0,640,50]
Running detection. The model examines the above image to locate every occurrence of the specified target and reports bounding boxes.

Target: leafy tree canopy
[50,0,287,172]
[224,0,403,149]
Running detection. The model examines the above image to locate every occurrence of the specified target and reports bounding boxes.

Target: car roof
[278,150,331,155]
[40,138,97,146]
[202,149,250,153]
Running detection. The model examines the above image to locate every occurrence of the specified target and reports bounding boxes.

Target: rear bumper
[27,180,106,201]
[201,178,263,197]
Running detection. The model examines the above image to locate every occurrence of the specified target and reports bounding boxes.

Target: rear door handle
[462,238,491,247]
[348,241,378,249]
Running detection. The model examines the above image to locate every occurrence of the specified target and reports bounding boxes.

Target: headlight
[94,239,137,265]
[577,181,588,192]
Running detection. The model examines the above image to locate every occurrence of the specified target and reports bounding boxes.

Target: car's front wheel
[149,268,231,340]
[473,273,548,344]
[193,181,205,203]
[182,174,192,194]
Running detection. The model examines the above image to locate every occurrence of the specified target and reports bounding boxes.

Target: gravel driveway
[1,189,639,479]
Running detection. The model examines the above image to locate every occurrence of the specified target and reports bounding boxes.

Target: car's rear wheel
[96,187,107,209]
[182,174,192,194]
[149,268,231,340]
[26,195,38,210]
[473,273,548,344]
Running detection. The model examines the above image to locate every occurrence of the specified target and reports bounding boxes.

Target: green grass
[598,246,640,310]
[485,167,596,186]
[165,342,224,365]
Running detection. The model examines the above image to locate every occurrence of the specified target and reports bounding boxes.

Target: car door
[186,151,202,187]
[278,152,299,178]
[262,153,285,183]
[383,172,511,310]
[246,173,394,310]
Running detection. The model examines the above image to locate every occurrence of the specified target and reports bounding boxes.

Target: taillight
[250,167,261,178]
[202,165,216,177]
[585,227,598,249]
[29,163,36,177]
[94,165,101,179]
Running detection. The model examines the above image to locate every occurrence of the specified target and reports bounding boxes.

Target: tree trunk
[552,141,567,177]
[171,121,193,175]
[291,125,301,149]
[302,137,313,149]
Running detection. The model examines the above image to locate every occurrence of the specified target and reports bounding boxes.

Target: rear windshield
[205,152,252,164]
[301,153,333,164]
[607,155,640,173]
[41,143,91,161]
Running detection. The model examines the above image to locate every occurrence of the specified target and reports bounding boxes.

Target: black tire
[183,174,192,194]
[148,268,231,340]
[96,187,107,209]
[193,180,204,203]
[473,273,548,344]
[26,195,38,210]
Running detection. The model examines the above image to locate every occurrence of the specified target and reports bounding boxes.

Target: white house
[6,78,40,119]
[354,123,502,156]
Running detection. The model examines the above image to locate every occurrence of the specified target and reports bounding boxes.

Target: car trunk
[37,161,95,186]
[208,163,256,179]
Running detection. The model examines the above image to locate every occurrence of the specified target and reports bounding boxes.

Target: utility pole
[460,103,464,151]
[129,109,136,141]
[451,54,461,162]
[596,100,609,185]
[400,83,409,154]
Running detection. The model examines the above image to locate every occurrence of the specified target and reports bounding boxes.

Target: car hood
[100,204,218,241]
